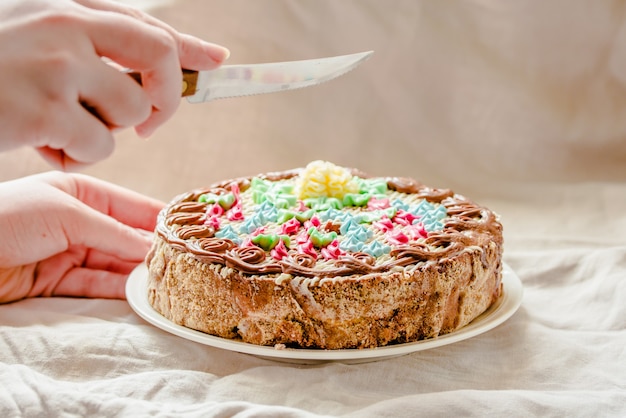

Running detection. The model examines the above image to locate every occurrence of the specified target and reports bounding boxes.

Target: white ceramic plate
[126,263,523,364]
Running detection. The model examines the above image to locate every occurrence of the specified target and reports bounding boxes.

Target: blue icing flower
[432,205,448,220]
[340,218,372,240]
[362,240,391,257]
[421,214,444,232]
[239,216,264,234]
[317,207,343,222]
[391,198,410,211]
[215,225,242,244]
[339,234,365,253]
[329,210,361,225]
[256,201,278,223]
[410,200,435,216]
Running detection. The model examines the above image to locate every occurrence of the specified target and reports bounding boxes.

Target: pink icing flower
[204,215,220,230]
[240,237,255,247]
[367,197,390,210]
[230,182,241,200]
[296,200,308,212]
[227,203,244,221]
[251,226,267,236]
[297,240,317,259]
[393,210,420,226]
[296,230,310,244]
[406,222,428,239]
[270,239,289,260]
[206,203,224,218]
[386,230,409,246]
[280,218,301,235]
[321,239,345,260]
[373,217,394,233]
[304,216,321,230]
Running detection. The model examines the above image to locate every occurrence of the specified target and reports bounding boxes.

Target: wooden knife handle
[127,69,198,97]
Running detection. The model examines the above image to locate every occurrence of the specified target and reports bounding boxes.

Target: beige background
[3,0,626,202]
[1,2,625,416]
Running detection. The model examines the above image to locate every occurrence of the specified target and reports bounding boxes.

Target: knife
[128,51,373,103]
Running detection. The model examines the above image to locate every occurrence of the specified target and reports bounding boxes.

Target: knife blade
[128,51,373,103]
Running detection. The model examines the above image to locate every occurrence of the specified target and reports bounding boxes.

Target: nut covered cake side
[146,161,503,349]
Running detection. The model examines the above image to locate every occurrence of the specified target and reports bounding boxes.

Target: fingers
[54,58,155,168]
[33,98,117,171]
[79,59,153,129]
[68,209,154,262]
[80,13,179,136]
[45,266,128,300]
[33,171,163,261]
[62,173,165,231]
[75,0,230,69]
[28,247,133,300]
[75,0,229,136]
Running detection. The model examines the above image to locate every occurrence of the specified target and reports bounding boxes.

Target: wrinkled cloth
[1,1,625,416]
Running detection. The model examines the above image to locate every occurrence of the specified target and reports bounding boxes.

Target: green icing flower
[199,192,236,210]
[304,196,344,211]
[356,178,388,195]
[251,177,297,208]
[252,234,290,251]
[308,227,337,248]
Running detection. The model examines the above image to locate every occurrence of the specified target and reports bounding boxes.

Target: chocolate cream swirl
[155,170,502,278]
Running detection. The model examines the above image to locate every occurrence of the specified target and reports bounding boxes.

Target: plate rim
[126,263,523,362]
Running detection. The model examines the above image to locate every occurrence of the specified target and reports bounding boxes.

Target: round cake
[146,161,503,349]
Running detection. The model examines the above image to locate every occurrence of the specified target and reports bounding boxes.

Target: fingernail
[208,44,230,63]
[135,125,153,140]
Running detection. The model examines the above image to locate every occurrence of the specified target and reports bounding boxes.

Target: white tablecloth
[1,1,625,416]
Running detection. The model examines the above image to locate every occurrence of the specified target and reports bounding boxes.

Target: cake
[146,161,503,349]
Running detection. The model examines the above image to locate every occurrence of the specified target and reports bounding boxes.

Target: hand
[0,0,229,171]
[0,172,164,303]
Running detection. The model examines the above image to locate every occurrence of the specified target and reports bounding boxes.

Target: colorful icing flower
[373,217,394,233]
[252,234,290,251]
[217,193,236,210]
[270,239,289,260]
[280,217,301,235]
[391,198,410,211]
[339,234,365,253]
[251,226,267,236]
[357,178,388,196]
[304,216,321,230]
[386,230,409,246]
[206,203,224,218]
[297,240,317,259]
[394,210,420,226]
[316,207,343,222]
[296,230,310,245]
[296,160,359,200]
[308,227,337,248]
[367,197,390,210]
[362,240,391,257]
[214,225,241,244]
[339,218,372,241]
[204,215,220,230]
[239,216,264,234]
[406,222,428,239]
[227,203,244,221]
[321,239,345,260]
[296,200,308,212]
[256,201,278,223]
[342,193,370,207]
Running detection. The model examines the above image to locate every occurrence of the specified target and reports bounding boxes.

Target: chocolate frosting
[155,169,502,278]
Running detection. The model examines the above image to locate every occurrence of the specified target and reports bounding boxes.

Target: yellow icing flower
[296,161,359,200]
